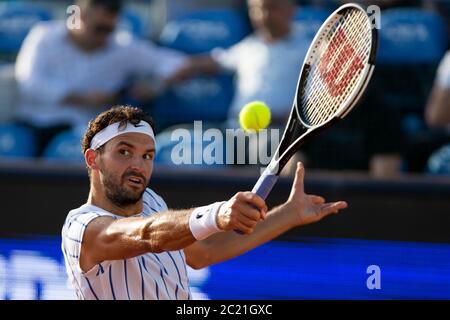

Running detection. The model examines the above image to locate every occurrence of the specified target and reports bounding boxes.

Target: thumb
[291,162,305,195]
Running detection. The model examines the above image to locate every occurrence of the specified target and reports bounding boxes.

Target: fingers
[234,221,255,235]
[236,192,268,220]
[291,162,305,195]
[221,192,268,234]
[232,202,262,226]
[319,201,348,218]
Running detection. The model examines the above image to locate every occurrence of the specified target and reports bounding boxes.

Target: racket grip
[234,173,278,235]
[251,172,279,200]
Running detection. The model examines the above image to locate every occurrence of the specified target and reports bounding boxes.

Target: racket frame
[264,3,378,177]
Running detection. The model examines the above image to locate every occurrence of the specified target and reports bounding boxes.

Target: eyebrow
[116,141,155,153]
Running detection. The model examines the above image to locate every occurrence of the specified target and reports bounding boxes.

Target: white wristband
[189,201,226,240]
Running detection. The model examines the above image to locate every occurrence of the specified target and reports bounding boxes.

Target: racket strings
[306,10,368,124]
[311,11,369,124]
[306,10,370,125]
[300,8,372,127]
[308,10,369,125]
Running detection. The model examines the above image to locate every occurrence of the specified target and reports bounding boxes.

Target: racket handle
[251,172,279,200]
[234,173,278,235]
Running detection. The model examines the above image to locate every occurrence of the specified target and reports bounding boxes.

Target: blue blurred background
[0,0,450,300]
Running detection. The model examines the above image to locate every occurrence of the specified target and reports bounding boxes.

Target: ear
[85,149,99,171]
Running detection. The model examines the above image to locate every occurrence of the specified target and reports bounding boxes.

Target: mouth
[126,176,145,188]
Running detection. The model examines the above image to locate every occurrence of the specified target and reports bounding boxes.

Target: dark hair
[77,0,123,13]
[82,105,156,155]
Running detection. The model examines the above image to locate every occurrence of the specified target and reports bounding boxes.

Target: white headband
[90,121,155,150]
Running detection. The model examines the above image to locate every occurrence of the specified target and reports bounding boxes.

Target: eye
[143,153,154,161]
[119,149,131,157]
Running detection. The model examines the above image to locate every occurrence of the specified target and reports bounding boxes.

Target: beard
[100,167,147,208]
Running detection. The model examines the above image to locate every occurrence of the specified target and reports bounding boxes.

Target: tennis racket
[252,3,378,200]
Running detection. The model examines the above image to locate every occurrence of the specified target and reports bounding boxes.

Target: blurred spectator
[14,0,187,155]
[422,50,450,174]
[425,51,450,128]
[424,0,450,48]
[174,0,309,127]
[169,0,404,175]
[165,0,310,174]
[164,0,246,20]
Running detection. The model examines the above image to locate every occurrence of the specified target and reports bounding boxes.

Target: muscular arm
[80,209,195,272]
[80,192,266,273]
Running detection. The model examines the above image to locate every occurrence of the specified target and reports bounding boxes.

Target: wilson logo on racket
[318,29,364,97]
[248,3,378,204]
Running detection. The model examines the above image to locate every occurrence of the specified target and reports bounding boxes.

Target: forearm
[95,209,197,262]
[190,204,295,268]
[191,55,221,75]
[168,55,220,84]
[140,209,197,252]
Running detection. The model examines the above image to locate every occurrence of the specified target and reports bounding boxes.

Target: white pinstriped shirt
[61,188,191,300]
[15,21,186,128]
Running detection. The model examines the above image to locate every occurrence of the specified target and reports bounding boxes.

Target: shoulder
[26,21,66,43]
[143,188,168,212]
[232,33,260,50]
[63,204,117,230]
[211,33,258,63]
[110,30,136,48]
[224,33,259,52]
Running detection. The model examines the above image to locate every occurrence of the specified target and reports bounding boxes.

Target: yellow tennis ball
[239,101,271,132]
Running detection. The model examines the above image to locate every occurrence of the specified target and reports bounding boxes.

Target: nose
[129,156,147,175]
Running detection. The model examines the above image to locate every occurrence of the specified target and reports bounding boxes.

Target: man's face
[96,132,155,208]
[248,0,295,35]
[81,6,119,48]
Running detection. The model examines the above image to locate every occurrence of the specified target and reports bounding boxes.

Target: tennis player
[61,105,347,300]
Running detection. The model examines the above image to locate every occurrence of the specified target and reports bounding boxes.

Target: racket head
[295,3,378,129]
[267,3,378,175]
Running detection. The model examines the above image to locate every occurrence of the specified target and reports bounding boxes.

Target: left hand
[285,162,348,227]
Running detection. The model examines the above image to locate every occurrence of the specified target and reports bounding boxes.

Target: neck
[68,30,98,52]
[88,186,143,217]
[259,26,292,43]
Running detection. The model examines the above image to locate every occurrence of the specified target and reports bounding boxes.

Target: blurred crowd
[0,0,449,177]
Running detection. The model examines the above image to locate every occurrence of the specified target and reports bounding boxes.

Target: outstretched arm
[167,55,221,84]
[78,192,266,273]
[184,162,347,269]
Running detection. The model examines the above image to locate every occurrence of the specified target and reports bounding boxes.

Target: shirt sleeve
[125,37,188,79]
[62,211,116,273]
[144,188,169,212]
[436,51,450,89]
[15,24,71,105]
[210,41,243,71]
